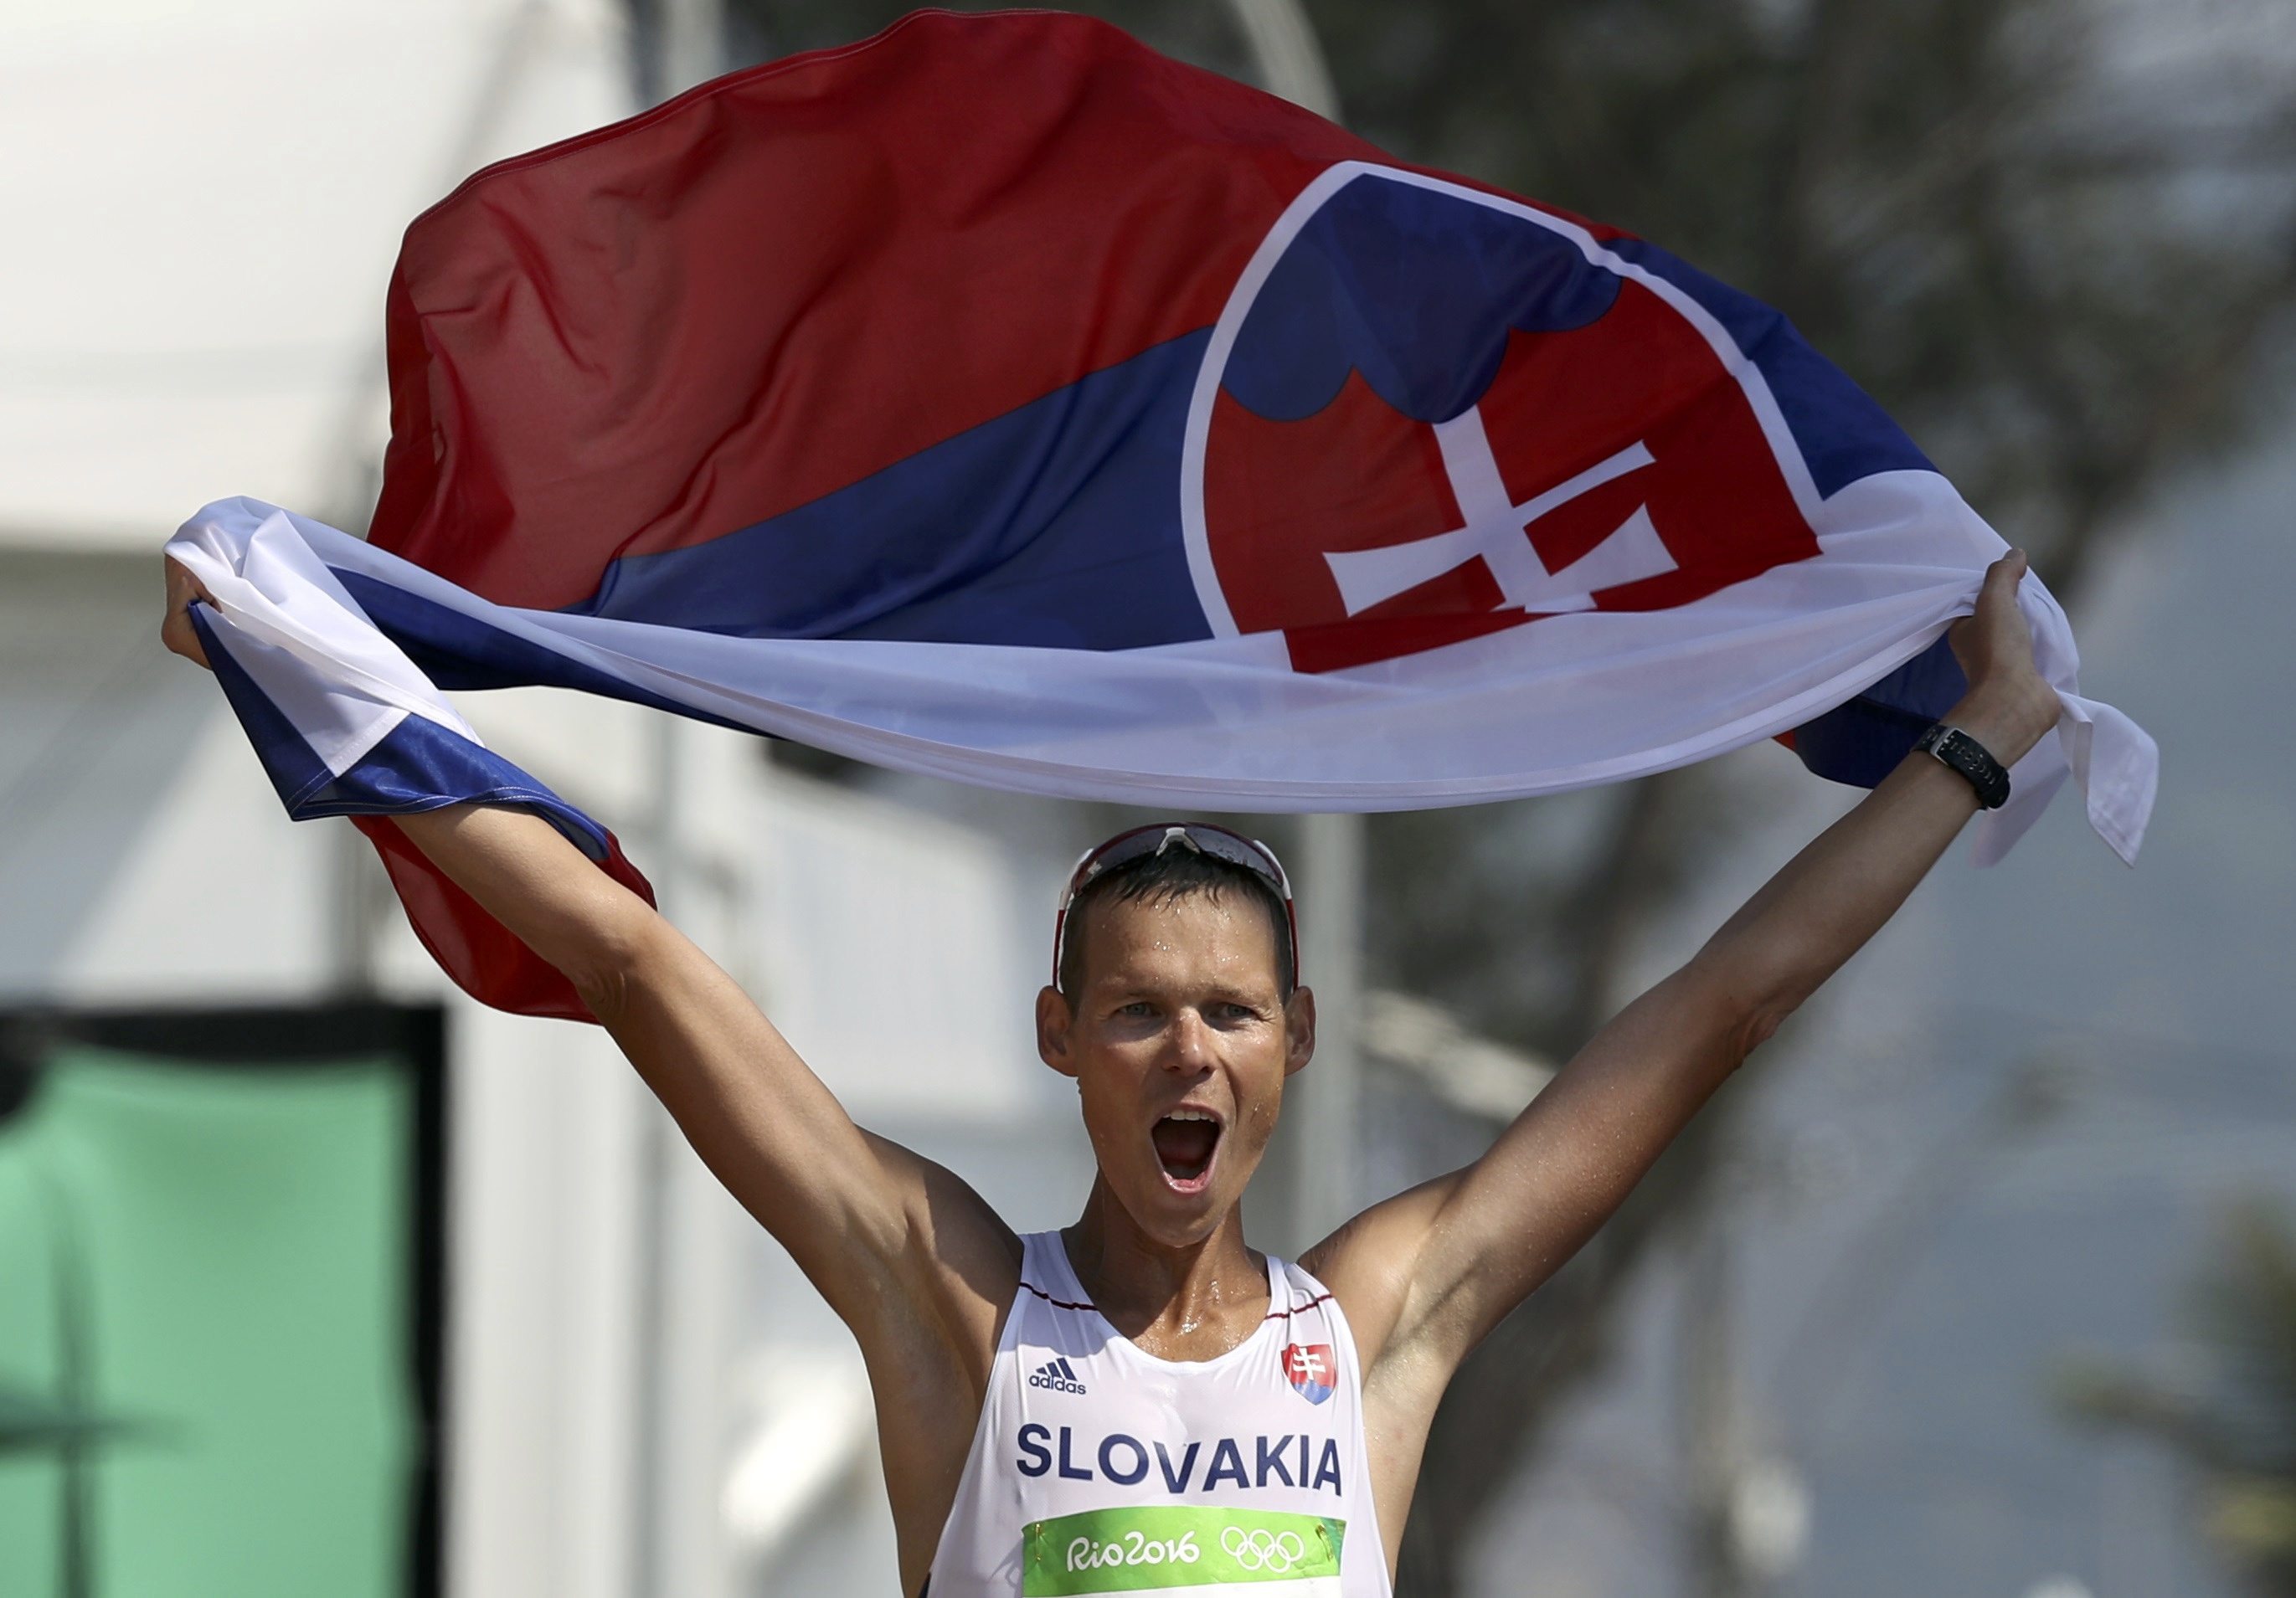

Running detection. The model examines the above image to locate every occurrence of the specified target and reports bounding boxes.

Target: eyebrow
[1099,979,1275,1010]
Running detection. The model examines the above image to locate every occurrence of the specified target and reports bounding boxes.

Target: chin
[1138,1159,1254,1242]
[1136,1201,1231,1249]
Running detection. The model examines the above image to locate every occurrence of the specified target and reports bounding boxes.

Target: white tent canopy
[0,0,630,548]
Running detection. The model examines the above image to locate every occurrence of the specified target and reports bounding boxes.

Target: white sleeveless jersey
[927,1231,1392,1598]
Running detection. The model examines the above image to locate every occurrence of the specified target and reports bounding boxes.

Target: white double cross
[1322,405,1676,616]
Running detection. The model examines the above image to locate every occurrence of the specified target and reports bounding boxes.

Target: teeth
[1166,1109,1216,1123]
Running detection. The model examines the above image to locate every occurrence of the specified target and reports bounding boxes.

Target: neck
[1063,1176,1269,1356]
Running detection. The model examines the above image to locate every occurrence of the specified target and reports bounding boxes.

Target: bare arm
[396,804,1020,1323]
[1319,552,2064,1397]
[166,556,1018,1589]
[160,558,1018,1352]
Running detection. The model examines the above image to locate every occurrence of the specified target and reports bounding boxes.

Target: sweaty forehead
[1073,887,1283,993]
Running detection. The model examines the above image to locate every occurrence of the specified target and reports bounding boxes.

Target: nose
[1166,1007,1217,1072]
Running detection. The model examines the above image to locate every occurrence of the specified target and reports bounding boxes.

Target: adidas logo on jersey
[1028,1357,1087,1395]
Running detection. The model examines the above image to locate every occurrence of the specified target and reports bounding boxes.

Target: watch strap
[1915,722,2011,809]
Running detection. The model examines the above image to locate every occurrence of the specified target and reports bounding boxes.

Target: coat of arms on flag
[161,9,2154,1020]
[1194,163,1857,675]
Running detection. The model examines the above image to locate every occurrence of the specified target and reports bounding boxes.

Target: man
[165,548,2060,1595]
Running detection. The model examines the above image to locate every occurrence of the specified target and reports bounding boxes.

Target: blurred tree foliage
[723,0,1257,85]
[2059,1196,2296,1597]
[717,3,2296,1591]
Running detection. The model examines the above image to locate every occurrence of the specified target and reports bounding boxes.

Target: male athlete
[167,548,2060,1595]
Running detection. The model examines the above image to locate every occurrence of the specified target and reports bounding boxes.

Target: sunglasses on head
[1052,823,1299,992]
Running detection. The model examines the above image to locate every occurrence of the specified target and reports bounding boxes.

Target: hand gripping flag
[166,10,2156,1020]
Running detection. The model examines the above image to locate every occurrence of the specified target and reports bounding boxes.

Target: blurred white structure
[0,0,631,546]
[0,6,1092,1596]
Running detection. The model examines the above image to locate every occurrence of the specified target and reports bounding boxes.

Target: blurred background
[2,1,2292,1595]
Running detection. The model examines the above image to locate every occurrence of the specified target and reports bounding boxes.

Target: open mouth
[1151,1108,1223,1191]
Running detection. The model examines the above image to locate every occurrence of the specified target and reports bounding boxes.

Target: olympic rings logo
[1221,1526,1309,1574]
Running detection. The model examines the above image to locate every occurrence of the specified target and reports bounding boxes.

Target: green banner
[1022,1505,1345,1594]
[0,1046,420,1598]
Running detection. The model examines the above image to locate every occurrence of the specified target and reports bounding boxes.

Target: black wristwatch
[1915,722,2011,809]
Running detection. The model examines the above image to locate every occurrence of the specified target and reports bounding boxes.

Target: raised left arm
[1315,552,2063,1406]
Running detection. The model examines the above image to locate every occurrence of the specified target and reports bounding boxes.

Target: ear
[1036,985,1080,1078]
[1283,986,1317,1078]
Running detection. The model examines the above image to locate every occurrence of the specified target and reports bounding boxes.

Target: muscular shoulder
[857,1131,1024,1348]
[1297,1172,1461,1375]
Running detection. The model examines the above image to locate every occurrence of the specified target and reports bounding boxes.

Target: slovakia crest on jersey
[1282,1344,1337,1405]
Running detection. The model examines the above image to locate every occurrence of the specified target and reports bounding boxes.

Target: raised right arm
[370,804,1024,1590]
[396,802,1022,1325]
[162,558,1020,1349]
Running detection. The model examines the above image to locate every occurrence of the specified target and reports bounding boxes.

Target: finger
[1947,608,1977,674]
[159,556,215,670]
[1966,550,2027,632]
[1951,556,2010,673]
[1988,548,2029,599]
[163,555,216,609]
[161,611,213,670]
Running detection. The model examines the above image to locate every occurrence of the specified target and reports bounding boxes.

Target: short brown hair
[1055,845,1295,1000]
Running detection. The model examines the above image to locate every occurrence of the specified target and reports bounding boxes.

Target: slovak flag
[165,11,2155,1020]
